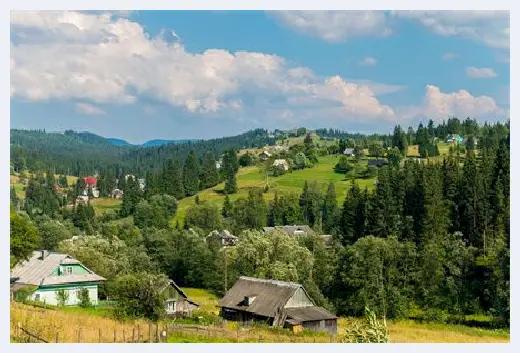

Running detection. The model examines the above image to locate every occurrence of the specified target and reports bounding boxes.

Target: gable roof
[83,176,97,186]
[10,251,105,287]
[273,159,288,166]
[343,148,355,155]
[285,306,337,322]
[218,276,309,318]
[263,225,314,236]
[367,159,387,167]
[161,280,199,307]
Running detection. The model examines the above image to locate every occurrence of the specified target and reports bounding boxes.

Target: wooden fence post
[148,323,152,343]
[156,324,159,343]
[99,328,102,343]
[132,328,135,343]
[77,328,82,343]
[123,328,126,343]
[137,325,140,342]
[114,329,117,343]
[55,332,59,343]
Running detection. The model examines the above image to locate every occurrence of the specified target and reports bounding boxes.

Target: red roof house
[83,176,97,186]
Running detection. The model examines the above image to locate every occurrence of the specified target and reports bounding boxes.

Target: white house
[10,251,105,306]
[343,148,355,157]
[259,150,271,161]
[272,159,289,171]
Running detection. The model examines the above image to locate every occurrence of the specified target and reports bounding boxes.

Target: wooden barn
[161,280,199,318]
[217,276,337,335]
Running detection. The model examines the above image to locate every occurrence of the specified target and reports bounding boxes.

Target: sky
[10,10,510,144]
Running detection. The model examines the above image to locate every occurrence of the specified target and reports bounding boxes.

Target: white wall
[31,285,99,306]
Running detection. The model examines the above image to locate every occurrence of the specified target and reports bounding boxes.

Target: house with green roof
[10,250,105,306]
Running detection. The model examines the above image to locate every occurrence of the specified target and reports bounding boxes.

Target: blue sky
[10,10,509,143]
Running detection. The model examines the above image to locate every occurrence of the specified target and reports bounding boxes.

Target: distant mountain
[107,138,133,146]
[142,139,199,147]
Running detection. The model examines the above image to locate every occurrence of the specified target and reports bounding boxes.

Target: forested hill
[10,128,275,177]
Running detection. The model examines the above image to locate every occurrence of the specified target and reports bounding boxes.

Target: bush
[56,289,69,306]
[78,288,91,308]
[422,308,450,323]
[343,307,390,343]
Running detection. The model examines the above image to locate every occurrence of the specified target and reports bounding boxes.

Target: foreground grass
[11,300,509,343]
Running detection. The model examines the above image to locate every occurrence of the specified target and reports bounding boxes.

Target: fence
[11,302,340,343]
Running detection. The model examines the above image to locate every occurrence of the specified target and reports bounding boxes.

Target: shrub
[78,288,91,308]
[343,307,390,343]
[56,289,69,306]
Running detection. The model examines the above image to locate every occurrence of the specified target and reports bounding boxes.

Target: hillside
[174,154,376,226]
[10,128,275,176]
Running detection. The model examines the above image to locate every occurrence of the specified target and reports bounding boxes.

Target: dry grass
[10,302,151,343]
[10,302,509,343]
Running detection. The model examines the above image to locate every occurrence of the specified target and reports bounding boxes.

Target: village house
[258,150,271,161]
[161,280,199,318]
[10,250,105,306]
[110,188,124,199]
[75,195,89,205]
[218,277,337,335]
[215,160,222,170]
[445,134,464,144]
[137,178,146,191]
[82,176,100,198]
[367,159,388,168]
[343,148,355,157]
[272,159,290,172]
[274,145,289,152]
[263,225,315,237]
[207,229,239,247]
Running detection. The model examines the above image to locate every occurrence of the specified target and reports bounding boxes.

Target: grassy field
[90,197,121,215]
[11,289,509,343]
[173,155,376,226]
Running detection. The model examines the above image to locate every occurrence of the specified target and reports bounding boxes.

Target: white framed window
[34,294,40,301]
[66,266,73,275]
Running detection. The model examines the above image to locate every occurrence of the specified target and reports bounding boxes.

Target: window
[66,267,73,275]
[34,294,41,301]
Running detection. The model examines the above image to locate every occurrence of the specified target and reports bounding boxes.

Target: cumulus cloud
[401,85,507,122]
[360,56,377,66]
[268,11,392,42]
[393,11,509,49]
[466,66,498,79]
[10,10,398,122]
[75,102,106,115]
[10,11,507,129]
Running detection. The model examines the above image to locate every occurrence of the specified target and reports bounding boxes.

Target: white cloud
[268,11,392,42]
[359,56,377,66]
[75,102,106,115]
[393,11,509,49]
[401,85,507,121]
[466,66,498,79]
[442,52,458,61]
[10,10,397,123]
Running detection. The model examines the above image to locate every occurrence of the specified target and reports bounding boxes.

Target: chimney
[40,250,48,260]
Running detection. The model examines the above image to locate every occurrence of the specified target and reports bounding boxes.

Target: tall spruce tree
[183,151,200,196]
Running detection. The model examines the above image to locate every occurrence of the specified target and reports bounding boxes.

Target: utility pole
[224,247,228,292]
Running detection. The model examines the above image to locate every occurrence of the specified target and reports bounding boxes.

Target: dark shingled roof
[285,306,337,323]
[217,276,306,318]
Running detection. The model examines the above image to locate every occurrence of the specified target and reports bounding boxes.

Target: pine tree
[183,151,200,196]
[120,176,140,217]
[322,181,338,234]
[222,194,233,218]
[340,181,366,245]
[223,149,238,194]
[200,152,219,189]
